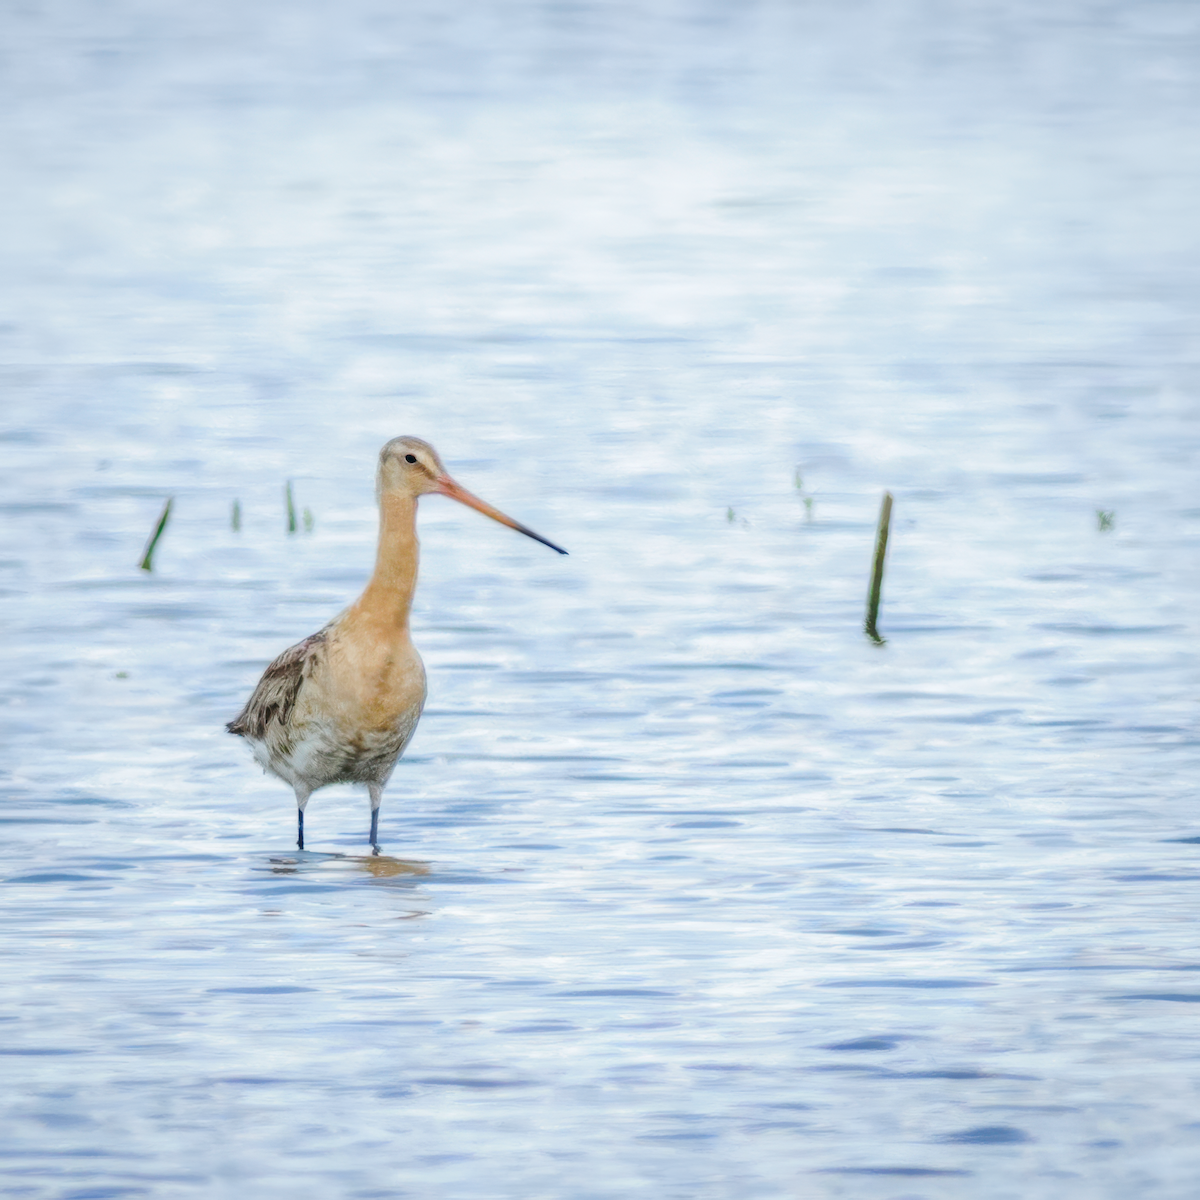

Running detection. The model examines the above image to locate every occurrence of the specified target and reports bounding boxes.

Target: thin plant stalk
[231,499,241,531]
[285,481,297,534]
[864,491,893,645]
[138,498,174,572]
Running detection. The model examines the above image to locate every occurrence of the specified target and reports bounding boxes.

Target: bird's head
[377,436,567,555]
[377,436,447,498]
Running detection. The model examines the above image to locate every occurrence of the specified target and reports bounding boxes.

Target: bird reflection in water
[268,853,430,879]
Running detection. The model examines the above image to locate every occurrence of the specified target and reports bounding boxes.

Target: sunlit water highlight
[3,2,1200,1196]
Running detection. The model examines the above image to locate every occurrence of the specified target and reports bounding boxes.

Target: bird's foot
[371,842,381,857]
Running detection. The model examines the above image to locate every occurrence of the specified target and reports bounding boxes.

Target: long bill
[435,476,568,555]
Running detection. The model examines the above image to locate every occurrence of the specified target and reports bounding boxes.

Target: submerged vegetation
[793,467,815,520]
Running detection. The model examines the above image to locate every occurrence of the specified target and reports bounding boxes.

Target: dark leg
[294,784,312,851]
[368,783,383,855]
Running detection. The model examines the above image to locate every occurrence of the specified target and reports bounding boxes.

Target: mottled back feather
[226,629,327,741]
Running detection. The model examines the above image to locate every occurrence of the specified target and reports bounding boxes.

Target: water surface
[3,2,1200,1196]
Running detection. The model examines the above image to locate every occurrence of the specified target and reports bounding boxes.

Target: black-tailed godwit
[227,436,566,852]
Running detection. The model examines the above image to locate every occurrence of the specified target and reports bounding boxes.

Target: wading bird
[227,437,566,853]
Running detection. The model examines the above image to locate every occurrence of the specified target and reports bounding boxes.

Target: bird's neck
[354,492,420,630]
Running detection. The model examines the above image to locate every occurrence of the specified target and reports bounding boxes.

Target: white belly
[248,702,422,791]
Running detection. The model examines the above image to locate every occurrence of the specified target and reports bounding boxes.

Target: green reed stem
[138,497,173,572]
[864,491,893,645]
[285,481,297,534]
[231,499,241,531]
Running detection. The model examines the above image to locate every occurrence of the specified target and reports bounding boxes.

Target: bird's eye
[404,454,417,464]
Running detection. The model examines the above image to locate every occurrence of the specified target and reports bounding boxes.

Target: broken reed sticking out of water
[138,498,173,572]
[139,487,314,572]
[865,491,893,645]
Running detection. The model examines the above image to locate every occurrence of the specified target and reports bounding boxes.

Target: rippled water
[3,2,1200,1196]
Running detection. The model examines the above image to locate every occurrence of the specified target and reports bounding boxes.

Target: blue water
[3,2,1200,1196]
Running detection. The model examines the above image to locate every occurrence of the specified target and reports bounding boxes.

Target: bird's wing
[226,629,328,739]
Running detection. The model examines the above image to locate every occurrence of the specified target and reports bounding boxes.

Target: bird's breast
[301,627,426,736]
